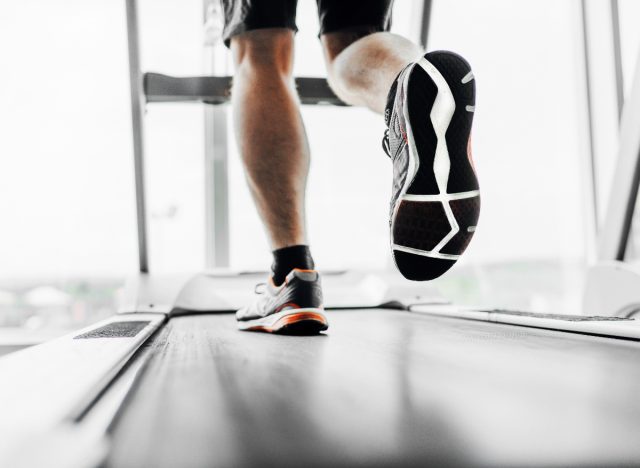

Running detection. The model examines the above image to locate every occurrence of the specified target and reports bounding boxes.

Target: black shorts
[220,0,394,47]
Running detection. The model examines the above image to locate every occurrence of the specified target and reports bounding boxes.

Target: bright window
[0,0,599,335]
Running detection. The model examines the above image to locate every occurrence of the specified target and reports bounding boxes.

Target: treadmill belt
[106,309,640,468]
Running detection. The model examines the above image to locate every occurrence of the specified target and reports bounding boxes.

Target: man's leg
[322,32,423,114]
[231,29,326,333]
[231,29,307,251]
[230,29,315,286]
[320,24,480,281]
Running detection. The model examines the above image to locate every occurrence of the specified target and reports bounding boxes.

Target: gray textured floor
[107,309,640,467]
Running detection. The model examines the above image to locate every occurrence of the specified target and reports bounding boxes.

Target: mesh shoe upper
[384,64,414,220]
[236,269,323,322]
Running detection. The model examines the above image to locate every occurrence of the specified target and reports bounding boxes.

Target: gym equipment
[3,1,640,467]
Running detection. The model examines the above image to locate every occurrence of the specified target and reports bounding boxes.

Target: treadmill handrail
[144,73,348,106]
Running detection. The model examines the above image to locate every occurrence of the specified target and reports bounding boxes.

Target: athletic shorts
[220,0,394,47]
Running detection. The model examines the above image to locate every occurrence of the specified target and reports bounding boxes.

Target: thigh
[221,0,298,47]
[316,0,394,37]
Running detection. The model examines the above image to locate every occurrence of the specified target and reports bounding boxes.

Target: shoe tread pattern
[392,51,480,281]
[423,50,478,193]
[440,197,480,255]
[392,200,451,252]
[405,66,440,196]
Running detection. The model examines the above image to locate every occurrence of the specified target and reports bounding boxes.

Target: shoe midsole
[237,308,328,330]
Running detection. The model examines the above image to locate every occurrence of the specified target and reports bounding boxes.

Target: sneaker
[236,269,329,334]
[382,50,480,281]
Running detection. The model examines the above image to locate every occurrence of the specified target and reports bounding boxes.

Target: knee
[231,29,294,80]
[322,31,377,94]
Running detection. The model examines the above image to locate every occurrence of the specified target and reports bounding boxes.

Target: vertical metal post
[580,0,598,241]
[610,0,624,121]
[598,48,640,261]
[204,0,230,268]
[204,107,230,268]
[125,0,149,273]
[419,0,432,50]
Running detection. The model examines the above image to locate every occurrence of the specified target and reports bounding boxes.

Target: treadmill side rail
[411,304,640,340]
[0,314,165,466]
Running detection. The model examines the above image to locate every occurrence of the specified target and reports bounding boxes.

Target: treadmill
[3,1,640,466]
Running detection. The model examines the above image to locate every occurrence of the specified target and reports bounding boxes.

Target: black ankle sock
[271,245,314,285]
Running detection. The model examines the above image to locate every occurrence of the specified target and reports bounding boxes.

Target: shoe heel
[391,197,478,281]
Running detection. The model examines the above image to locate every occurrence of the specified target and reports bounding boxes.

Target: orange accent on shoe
[247,312,328,334]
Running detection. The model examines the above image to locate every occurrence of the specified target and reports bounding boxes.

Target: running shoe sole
[391,51,480,281]
[237,308,329,335]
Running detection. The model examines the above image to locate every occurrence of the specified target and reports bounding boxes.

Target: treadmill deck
[106,309,640,468]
